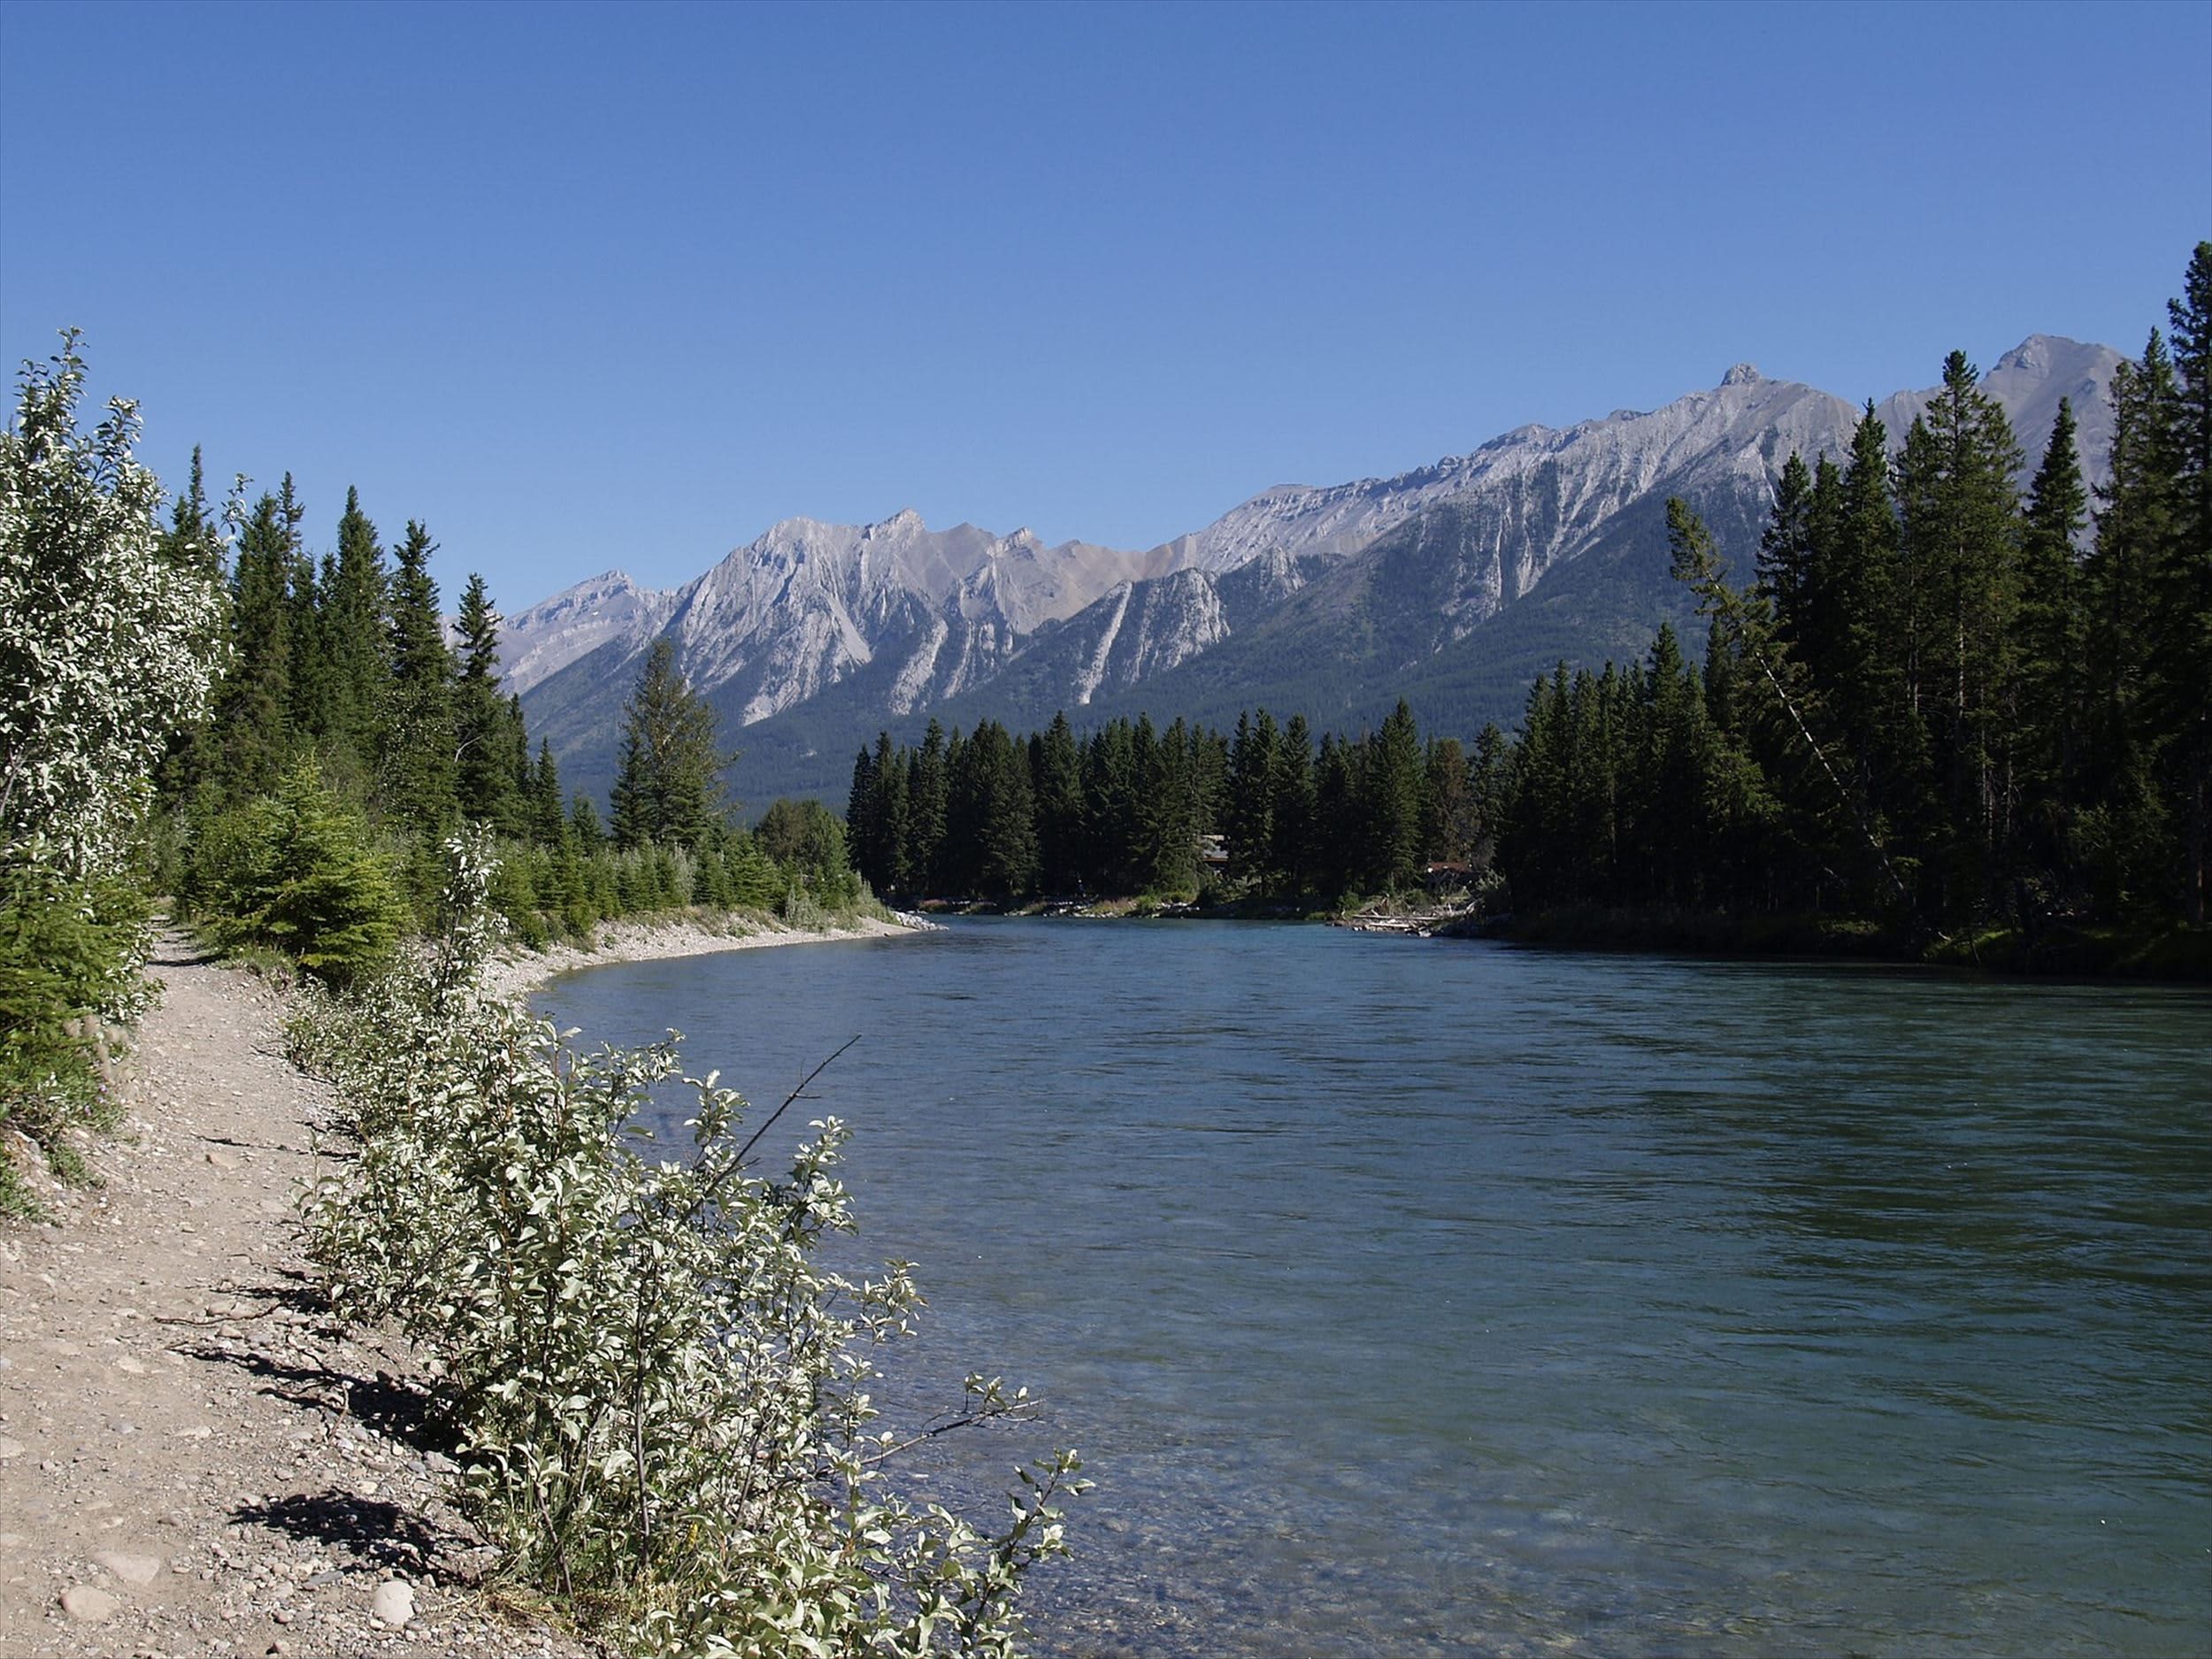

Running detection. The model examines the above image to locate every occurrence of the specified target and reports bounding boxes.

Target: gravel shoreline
[0,911,931,1655]
[476,910,931,1004]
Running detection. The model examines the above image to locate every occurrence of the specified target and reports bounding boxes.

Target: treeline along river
[539,919,2211,1658]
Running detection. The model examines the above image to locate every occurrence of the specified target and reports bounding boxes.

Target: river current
[538,918,2211,1658]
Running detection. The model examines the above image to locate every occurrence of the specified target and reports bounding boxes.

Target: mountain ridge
[511,335,2123,805]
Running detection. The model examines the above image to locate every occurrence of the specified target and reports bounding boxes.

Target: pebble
[96,1548,165,1584]
[370,1577,415,1628]
[59,1582,121,1623]
[0,1434,23,1458]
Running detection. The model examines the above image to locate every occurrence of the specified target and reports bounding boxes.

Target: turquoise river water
[537,918,2211,1658]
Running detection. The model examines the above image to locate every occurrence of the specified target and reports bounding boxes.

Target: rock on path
[0,938,595,1657]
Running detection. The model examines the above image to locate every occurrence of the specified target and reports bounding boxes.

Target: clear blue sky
[3,0,2207,611]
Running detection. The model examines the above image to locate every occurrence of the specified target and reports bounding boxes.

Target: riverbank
[1455,904,2212,979]
[477,908,931,1002]
[918,893,2212,980]
[0,936,599,1657]
[0,910,932,1655]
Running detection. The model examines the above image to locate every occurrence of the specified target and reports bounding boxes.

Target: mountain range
[505,335,2122,808]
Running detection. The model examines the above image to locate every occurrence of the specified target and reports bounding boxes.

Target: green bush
[291,841,1083,1654]
[186,761,408,985]
[0,852,147,1211]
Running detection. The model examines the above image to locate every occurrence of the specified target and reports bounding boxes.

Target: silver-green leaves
[292,851,1084,1655]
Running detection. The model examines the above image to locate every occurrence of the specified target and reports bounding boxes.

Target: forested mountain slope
[518,337,2120,803]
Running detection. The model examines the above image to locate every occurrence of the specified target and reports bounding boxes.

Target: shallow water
[540,919,2212,1657]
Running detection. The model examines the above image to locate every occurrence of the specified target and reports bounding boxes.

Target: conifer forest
[850,246,2210,970]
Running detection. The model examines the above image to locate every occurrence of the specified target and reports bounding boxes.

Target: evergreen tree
[1134,717,1197,895]
[151,448,226,811]
[1898,352,2024,916]
[530,741,568,847]
[846,744,879,887]
[871,731,910,896]
[1225,709,1280,889]
[1271,714,1316,893]
[1420,736,1475,868]
[1031,713,1084,894]
[452,573,522,831]
[972,722,1039,899]
[1759,451,1820,656]
[1360,699,1425,894]
[1311,733,1360,898]
[2015,397,2090,891]
[2154,243,2212,923]
[570,791,605,850]
[277,477,334,748]
[1469,721,1510,876]
[325,487,388,771]
[2081,341,2180,914]
[380,519,455,835]
[1637,622,1718,906]
[610,638,724,851]
[907,719,949,894]
[216,488,296,800]
[1080,720,1138,894]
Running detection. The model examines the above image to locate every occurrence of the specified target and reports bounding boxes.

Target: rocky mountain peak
[511,330,2127,805]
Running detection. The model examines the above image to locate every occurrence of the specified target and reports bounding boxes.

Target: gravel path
[0,938,596,1658]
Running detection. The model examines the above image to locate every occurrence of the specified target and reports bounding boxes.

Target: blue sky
[3,0,2207,611]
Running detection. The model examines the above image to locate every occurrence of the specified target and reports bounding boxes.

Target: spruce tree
[215,489,296,800]
[381,519,456,835]
[907,720,949,895]
[1272,714,1316,892]
[325,487,388,772]
[1225,709,1280,889]
[1759,451,1819,655]
[1079,720,1137,894]
[1361,699,1425,894]
[529,740,567,846]
[452,573,520,831]
[1420,736,1474,868]
[2155,243,2212,924]
[846,745,879,887]
[1896,355,2024,917]
[1031,713,1083,894]
[151,448,226,811]
[277,477,334,749]
[610,639,724,851]
[870,731,910,895]
[2015,397,2090,890]
[2082,341,2180,914]
[1134,717,1197,895]
[973,722,1039,899]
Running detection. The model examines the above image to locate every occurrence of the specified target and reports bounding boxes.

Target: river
[537,918,2211,1658]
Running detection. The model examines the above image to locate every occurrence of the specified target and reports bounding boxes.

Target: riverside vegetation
[3,334,1082,1655]
[289,833,1083,1655]
[4,327,884,1208]
[846,244,2210,972]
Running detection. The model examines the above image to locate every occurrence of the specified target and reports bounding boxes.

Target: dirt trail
[0,940,593,1659]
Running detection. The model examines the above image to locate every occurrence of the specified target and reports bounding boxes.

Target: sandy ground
[0,913,927,1657]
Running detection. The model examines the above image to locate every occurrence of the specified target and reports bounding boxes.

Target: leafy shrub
[187,761,407,985]
[1,334,225,1207]
[0,850,150,1210]
[293,841,1083,1654]
[1,333,227,884]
